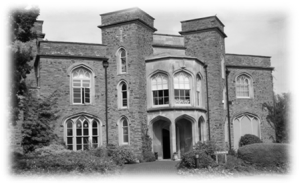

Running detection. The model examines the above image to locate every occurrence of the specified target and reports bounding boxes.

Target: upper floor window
[65,115,100,151]
[118,48,127,74]
[174,72,191,105]
[196,75,201,106]
[119,82,128,108]
[151,73,169,106]
[236,74,252,98]
[72,67,92,104]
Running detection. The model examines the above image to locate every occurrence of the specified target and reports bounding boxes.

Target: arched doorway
[176,118,193,158]
[233,113,261,149]
[152,119,171,159]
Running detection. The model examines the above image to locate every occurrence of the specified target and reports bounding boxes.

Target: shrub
[193,140,220,160]
[142,151,156,162]
[237,143,289,167]
[228,148,237,157]
[90,146,108,158]
[13,151,118,174]
[239,134,262,147]
[29,143,72,156]
[107,145,137,166]
[177,151,217,169]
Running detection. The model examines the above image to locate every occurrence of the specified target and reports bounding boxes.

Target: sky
[29,1,299,95]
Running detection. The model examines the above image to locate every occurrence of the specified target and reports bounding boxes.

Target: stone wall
[181,16,224,32]
[181,19,226,148]
[226,54,275,144]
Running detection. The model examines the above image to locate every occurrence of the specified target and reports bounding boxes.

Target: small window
[120,117,129,145]
[151,73,169,106]
[236,74,252,98]
[118,48,127,74]
[196,76,201,106]
[72,67,92,104]
[118,81,128,109]
[174,72,191,105]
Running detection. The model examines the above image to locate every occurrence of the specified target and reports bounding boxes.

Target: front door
[162,129,171,159]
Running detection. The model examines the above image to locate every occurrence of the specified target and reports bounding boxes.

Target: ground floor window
[233,113,260,149]
[65,115,100,151]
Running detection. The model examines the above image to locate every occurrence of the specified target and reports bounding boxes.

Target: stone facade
[17,7,274,158]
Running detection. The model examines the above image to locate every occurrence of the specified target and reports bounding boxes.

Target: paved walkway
[121,160,179,176]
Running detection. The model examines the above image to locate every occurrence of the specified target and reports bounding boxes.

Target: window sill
[119,107,129,110]
[236,97,252,99]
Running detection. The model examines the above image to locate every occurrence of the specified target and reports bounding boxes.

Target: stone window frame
[63,113,102,151]
[117,80,129,109]
[150,72,170,107]
[232,113,261,149]
[198,116,208,143]
[173,70,193,106]
[235,73,254,99]
[116,47,128,75]
[67,63,96,105]
[118,116,130,145]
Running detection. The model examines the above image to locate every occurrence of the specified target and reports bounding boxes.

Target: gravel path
[121,160,179,176]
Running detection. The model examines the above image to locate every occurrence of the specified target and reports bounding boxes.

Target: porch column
[171,120,176,154]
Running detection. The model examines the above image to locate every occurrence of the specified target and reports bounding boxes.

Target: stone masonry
[13,7,275,156]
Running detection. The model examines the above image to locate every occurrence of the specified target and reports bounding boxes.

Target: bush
[237,143,289,167]
[239,134,262,147]
[228,148,237,157]
[193,140,220,160]
[13,151,118,174]
[177,151,217,169]
[89,146,108,158]
[142,151,156,162]
[29,143,71,156]
[107,145,137,166]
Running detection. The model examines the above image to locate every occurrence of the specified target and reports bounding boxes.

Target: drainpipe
[103,60,109,147]
[225,69,232,150]
[204,65,211,140]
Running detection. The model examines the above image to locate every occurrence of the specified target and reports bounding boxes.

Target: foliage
[193,140,220,157]
[142,151,156,162]
[237,143,289,167]
[106,145,138,166]
[9,7,40,125]
[263,93,290,143]
[28,143,72,157]
[177,151,217,169]
[12,151,118,174]
[21,91,60,153]
[228,148,237,157]
[239,134,262,147]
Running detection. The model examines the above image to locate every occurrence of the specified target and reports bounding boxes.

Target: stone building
[24,7,274,159]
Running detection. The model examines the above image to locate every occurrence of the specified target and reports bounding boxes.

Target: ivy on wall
[21,90,61,153]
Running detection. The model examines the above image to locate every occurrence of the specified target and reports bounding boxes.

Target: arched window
[72,67,92,104]
[65,115,101,151]
[151,73,169,106]
[174,72,191,105]
[118,81,128,108]
[119,117,130,145]
[233,114,260,149]
[118,48,127,74]
[196,75,201,106]
[236,74,252,98]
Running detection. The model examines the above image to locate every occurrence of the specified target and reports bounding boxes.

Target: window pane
[77,129,82,136]
[185,90,190,97]
[67,129,73,136]
[179,90,184,97]
[164,90,169,97]
[76,137,82,144]
[67,121,73,128]
[93,129,98,135]
[82,80,90,87]
[67,137,73,144]
[92,120,98,128]
[158,90,163,97]
[121,58,126,72]
[158,97,164,105]
[174,90,179,97]
[84,129,89,135]
[73,88,81,103]
[164,97,169,104]
[152,79,157,90]
[121,49,126,57]
[93,137,98,144]
[85,88,90,103]
[83,137,89,144]
[73,80,81,87]
[67,145,73,150]
[154,98,158,105]
[123,135,129,143]
[77,145,82,150]
[153,91,158,98]
[123,120,128,127]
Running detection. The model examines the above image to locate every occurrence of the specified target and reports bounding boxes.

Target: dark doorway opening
[162,129,171,159]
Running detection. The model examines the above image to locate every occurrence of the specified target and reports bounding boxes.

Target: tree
[9,6,40,125]
[263,93,290,143]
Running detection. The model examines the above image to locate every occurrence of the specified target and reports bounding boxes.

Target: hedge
[237,143,289,167]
